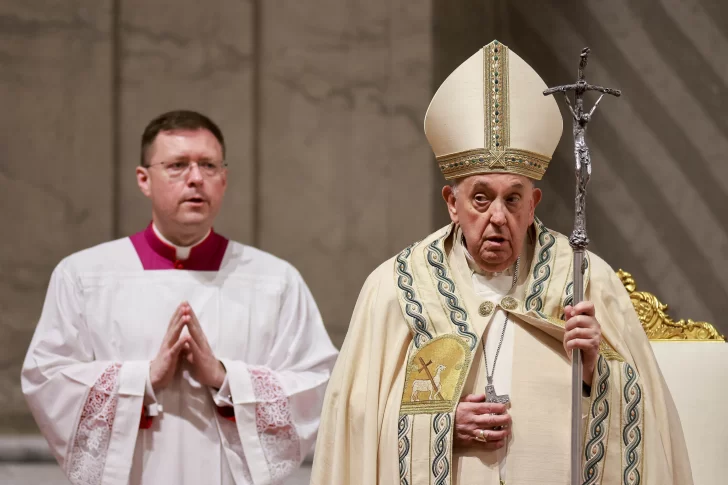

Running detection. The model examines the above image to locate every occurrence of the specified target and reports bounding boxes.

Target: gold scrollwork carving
[617,270,725,341]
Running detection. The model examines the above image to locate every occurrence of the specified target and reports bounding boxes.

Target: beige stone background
[1,0,726,439]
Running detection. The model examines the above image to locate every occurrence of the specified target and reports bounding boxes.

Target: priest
[311,41,692,485]
[21,110,338,485]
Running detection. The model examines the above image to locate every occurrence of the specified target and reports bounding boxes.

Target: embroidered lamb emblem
[411,362,446,401]
[400,335,472,415]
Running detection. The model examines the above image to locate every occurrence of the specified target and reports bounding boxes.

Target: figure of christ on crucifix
[543,47,620,250]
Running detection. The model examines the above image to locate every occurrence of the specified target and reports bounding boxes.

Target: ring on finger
[475,429,488,442]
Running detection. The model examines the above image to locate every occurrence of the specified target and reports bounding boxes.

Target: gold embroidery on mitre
[484,40,510,151]
[437,148,551,180]
[400,335,472,415]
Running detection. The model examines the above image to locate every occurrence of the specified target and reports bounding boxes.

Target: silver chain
[482,256,520,381]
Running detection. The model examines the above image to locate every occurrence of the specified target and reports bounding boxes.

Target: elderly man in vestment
[21,110,338,485]
[311,41,692,485]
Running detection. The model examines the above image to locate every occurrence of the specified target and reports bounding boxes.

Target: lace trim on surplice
[249,365,302,482]
[67,363,122,485]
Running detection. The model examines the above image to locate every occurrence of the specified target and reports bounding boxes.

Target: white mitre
[425,40,563,180]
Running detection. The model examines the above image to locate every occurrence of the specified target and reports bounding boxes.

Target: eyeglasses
[146,160,228,179]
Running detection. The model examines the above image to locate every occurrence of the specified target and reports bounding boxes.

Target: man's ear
[442,185,459,224]
[137,167,152,198]
[529,187,542,222]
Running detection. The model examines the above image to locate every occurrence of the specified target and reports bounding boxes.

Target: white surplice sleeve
[21,261,147,485]
[216,266,338,485]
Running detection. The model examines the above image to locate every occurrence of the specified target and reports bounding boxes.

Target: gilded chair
[618,270,726,485]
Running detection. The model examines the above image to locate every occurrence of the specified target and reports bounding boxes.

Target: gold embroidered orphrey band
[485,40,509,151]
[437,148,551,180]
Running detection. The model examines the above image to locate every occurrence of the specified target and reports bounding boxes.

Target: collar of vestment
[152,223,211,260]
[462,240,515,278]
[461,240,520,296]
[129,222,229,271]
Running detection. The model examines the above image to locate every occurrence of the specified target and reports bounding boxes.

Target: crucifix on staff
[544,46,621,485]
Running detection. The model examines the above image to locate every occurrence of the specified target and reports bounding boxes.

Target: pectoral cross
[485,376,509,405]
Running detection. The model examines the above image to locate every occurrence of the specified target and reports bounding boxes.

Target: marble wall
[117,0,256,243]
[0,1,116,434]
[257,0,433,344]
[0,0,434,433]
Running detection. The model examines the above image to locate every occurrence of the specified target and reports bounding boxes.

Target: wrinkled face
[136,129,227,242]
[442,173,542,273]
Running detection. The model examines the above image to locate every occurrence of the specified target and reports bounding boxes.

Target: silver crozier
[543,47,621,485]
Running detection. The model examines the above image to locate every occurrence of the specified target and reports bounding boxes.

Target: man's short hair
[140,110,226,166]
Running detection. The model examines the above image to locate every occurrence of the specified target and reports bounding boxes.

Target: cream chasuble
[311,221,692,485]
[22,223,338,485]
